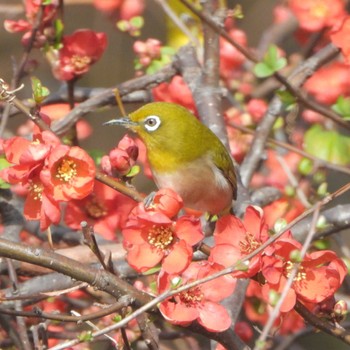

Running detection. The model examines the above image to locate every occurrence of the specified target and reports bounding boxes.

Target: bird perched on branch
[104,102,236,215]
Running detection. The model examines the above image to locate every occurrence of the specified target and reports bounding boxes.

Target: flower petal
[198,301,231,332]
[159,300,198,326]
[162,240,192,274]
[126,243,163,273]
[175,216,203,246]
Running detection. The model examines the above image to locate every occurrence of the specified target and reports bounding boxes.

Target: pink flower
[122,189,203,274]
[158,261,236,332]
[51,29,107,81]
[261,238,347,312]
[209,206,270,278]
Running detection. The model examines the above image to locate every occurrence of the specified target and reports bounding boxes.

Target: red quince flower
[209,206,270,278]
[24,175,61,230]
[158,261,236,332]
[0,130,60,184]
[0,131,62,230]
[219,28,247,79]
[152,75,197,115]
[304,62,350,104]
[246,98,268,123]
[261,238,347,312]
[263,197,305,227]
[40,145,95,201]
[244,280,305,335]
[150,188,183,219]
[251,149,302,190]
[331,17,350,64]
[51,29,107,81]
[288,0,346,32]
[65,181,136,240]
[4,0,59,48]
[93,0,145,20]
[122,189,203,274]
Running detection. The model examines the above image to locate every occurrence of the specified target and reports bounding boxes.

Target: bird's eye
[144,115,161,131]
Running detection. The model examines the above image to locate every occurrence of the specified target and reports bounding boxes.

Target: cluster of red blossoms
[5,1,107,82]
[120,191,346,333]
[0,128,95,230]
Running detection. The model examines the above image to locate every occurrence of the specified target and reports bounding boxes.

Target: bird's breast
[152,157,233,214]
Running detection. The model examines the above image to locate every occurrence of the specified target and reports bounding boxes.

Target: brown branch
[51,63,178,136]
[294,300,350,346]
[0,297,130,323]
[0,238,153,307]
[240,43,341,186]
[95,170,144,202]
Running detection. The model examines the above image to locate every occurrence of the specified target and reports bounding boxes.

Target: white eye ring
[144,115,161,131]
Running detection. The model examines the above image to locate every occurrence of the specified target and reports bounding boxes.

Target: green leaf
[116,20,129,32]
[88,149,105,166]
[77,331,93,342]
[126,165,140,178]
[129,16,144,29]
[289,249,302,263]
[298,158,313,176]
[54,19,64,46]
[304,125,350,165]
[31,77,49,104]
[160,46,176,56]
[313,239,331,250]
[254,62,275,78]
[142,266,161,275]
[170,276,182,289]
[277,90,296,110]
[317,182,329,197]
[274,218,287,233]
[112,314,122,322]
[332,96,350,120]
[0,157,11,189]
[254,45,287,78]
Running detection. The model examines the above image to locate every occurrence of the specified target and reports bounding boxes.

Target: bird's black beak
[103,117,138,128]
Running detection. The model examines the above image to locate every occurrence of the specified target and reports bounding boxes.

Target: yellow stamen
[147,225,174,250]
[29,181,43,201]
[239,232,261,254]
[56,158,77,182]
[284,261,307,282]
[178,287,204,307]
[71,55,91,70]
[85,197,107,219]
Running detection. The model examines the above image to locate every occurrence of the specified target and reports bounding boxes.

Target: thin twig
[254,203,321,348]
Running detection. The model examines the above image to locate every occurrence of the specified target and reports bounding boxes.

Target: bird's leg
[143,191,156,209]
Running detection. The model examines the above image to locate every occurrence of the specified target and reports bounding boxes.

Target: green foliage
[77,331,93,342]
[304,125,350,165]
[298,158,314,176]
[54,19,64,47]
[274,218,287,233]
[117,16,144,37]
[139,46,176,75]
[0,158,10,189]
[254,45,287,78]
[88,149,105,166]
[332,96,350,120]
[289,249,302,263]
[277,90,296,110]
[126,165,140,178]
[313,239,331,250]
[31,77,50,104]
[170,276,182,289]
